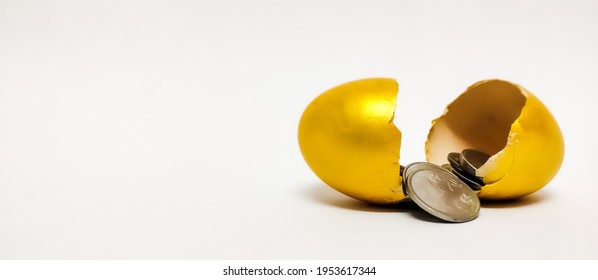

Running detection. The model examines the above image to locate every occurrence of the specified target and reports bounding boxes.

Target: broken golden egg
[425,79,564,200]
[298,78,405,204]
[299,78,564,204]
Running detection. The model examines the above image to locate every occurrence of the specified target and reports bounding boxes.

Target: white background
[1,0,597,259]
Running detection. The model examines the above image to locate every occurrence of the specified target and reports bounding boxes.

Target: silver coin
[447,164,483,191]
[401,162,427,196]
[402,162,433,186]
[460,149,491,178]
[446,152,484,189]
[403,162,426,179]
[447,152,462,171]
[404,163,480,222]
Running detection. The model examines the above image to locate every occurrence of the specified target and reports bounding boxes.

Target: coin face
[402,162,433,190]
[404,163,480,222]
[401,162,428,196]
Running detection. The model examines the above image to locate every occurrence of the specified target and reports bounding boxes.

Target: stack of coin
[401,162,480,223]
[397,149,491,222]
[442,149,491,191]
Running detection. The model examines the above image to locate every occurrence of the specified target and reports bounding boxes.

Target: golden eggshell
[426,80,564,200]
[298,78,405,204]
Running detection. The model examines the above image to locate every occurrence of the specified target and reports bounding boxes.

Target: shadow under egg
[480,190,552,208]
[304,183,416,213]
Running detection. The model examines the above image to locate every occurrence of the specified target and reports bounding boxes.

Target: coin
[446,151,484,189]
[404,162,480,222]
[460,149,491,178]
[401,162,423,198]
[447,164,483,191]
[402,162,432,185]
[447,152,463,171]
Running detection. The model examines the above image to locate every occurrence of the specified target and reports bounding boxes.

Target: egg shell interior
[426,80,526,181]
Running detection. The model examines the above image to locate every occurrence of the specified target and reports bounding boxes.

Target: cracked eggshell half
[298,78,404,204]
[426,80,564,200]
